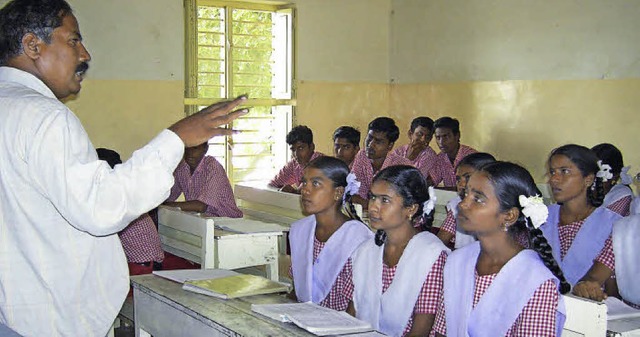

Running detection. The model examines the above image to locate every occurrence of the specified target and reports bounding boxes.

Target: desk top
[131,274,315,337]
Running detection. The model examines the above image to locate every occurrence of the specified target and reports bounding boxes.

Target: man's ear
[22,33,42,59]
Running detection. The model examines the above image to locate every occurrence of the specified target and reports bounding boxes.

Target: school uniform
[118,213,164,265]
[432,242,565,337]
[350,150,414,200]
[430,144,477,187]
[604,184,633,217]
[269,151,324,188]
[352,232,449,337]
[613,215,640,308]
[167,156,242,218]
[392,144,438,182]
[541,205,621,286]
[438,196,477,249]
[289,216,373,311]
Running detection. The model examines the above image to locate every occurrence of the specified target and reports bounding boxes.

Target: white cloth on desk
[613,215,640,306]
[0,67,184,337]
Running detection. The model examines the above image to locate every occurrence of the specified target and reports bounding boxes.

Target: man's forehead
[435,128,454,136]
[368,131,388,141]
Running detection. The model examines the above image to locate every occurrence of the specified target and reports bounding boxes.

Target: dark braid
[374,229,387,246]
[587,177,605,207]
[525,220,571,294]
[344,193,362,222]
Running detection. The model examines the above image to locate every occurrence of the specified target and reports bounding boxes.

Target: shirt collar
[0,66,57,99]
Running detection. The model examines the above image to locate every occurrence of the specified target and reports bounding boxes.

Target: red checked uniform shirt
[431,144,477,187]
[167,156,242,218]
[350,150,414,200]
[118,213,164,263]
[392,144,438,182]
[269,152,324,188]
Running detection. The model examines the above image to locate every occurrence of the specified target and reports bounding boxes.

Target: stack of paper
[251,302,374,336]
[183,274,289,299]
[605,297,640,335]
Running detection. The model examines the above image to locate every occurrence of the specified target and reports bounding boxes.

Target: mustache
[76,62,89,73]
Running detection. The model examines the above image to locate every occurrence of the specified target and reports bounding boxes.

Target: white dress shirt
[0,66,184,336]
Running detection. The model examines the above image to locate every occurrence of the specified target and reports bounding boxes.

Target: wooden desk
[131,274,314,337]
[214,230,281,281]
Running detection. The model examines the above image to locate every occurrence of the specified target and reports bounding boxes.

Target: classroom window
[184,0,295,185]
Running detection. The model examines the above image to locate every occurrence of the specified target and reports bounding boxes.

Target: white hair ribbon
[596,160,614,182]
[343,173,361,203]
[519,195,548,229]
[423,186,436,215]
[620,166,633,185]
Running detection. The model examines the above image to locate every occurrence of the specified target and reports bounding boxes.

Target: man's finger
[199,95,247,117]
[207,108,249,126]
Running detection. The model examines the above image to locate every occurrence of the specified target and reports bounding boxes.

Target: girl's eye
[369,194,376,201]
[382,197,390,203]
[312,181,320,187]
[561,169,571,175]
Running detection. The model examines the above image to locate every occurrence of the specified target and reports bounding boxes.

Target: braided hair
[371,165,434,246]
[549,144,605,207]
[481,161,571,294]
[306,156,361,222]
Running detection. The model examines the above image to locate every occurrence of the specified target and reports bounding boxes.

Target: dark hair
[549,144,604,207]
[434,116,460,135]
[286,125,313,145]
[456,152,496,170]
[0,0,73,65]
[96,148,122,169]
[409,117,434,134]
[307,156,361,221]
[591,143,624,180]
[368,117,400,143]
[371,165,434,245]
[480,161,571,294]
[332,126,360,147]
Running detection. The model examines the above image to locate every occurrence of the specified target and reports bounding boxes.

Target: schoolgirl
[591,143,633,217]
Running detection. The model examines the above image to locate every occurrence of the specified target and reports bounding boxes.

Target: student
[164,142,242,218]
[432,161,569,337]
[0,1,246,334]
[431,117,477,188]
[97,148,164,274]
[591,143,633,217]
[348,165,449,337]
[542,144,621,300]
[437,152,496,249]
[612,215,640,308]
[289,156,373,311]
[333,126,361,169]
[269,125,323,193]
[350,117,413,209]
[393,117,438,183]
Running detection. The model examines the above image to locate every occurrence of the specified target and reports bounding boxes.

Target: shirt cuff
[147,129,185,170]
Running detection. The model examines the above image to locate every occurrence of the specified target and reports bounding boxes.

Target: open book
[183,274,289,299]
[251,302,374,336]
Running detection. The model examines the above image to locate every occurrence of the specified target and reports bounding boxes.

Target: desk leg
[266,257,279,281]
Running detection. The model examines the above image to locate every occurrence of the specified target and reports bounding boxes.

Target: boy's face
[290,141,314,165]
[184,143,209,171]
[365,130,393,161]
[333,137,359,165]
[409,126,433,146]
[435,127,460,156]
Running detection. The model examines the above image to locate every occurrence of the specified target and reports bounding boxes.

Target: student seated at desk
[430,117,477,188]
[436,152,495,249]
[269,125,323,194]
[289,156,373,311]
[350,117,413,209]
[333,125,360,169]
[348,166,449,337]
[96,148,164,274]
[392,117,438,183]
[611,215,640,309]
[431,162,569,337]
[164,142,242,218]
[592,143,633,217]
[541,145,622,301]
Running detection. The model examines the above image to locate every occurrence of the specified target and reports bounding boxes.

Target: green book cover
[183,274,289,299]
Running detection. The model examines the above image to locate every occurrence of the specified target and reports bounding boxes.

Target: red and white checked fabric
[167,156,242,218]
[558,220,615,271]
[350,149,414,199]
[118,213,164,263]
[288,236,353,311]
[269,152,324,188]
[439,210,457,244]
[392,144,439,182]
[344,251,446,336]
[607,195,632,217]
[430,144,477,187]
[431,272,559,336]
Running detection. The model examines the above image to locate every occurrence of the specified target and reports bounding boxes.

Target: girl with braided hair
[591,143,633,217]
[348,165,449,337]
[432,161,568,337]
[288,156,372,311]
[542,144,621,301]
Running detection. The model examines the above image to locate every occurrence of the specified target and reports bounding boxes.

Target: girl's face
[547,154,593,204]
[299,167,341,215]
[368,180,415,231]
[455,164,475,197]
[457,172,509,235]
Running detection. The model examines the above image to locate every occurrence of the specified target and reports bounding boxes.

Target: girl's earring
[590,182,596,191]
[502,223,509,232]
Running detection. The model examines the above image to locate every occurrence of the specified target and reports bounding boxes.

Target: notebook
[182,274,289,299]
[251,302,374,336]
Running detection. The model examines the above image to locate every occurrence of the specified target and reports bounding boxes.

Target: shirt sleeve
[269,160,296,188]
[28,108,184,236]
[166,164,183,202]
[595,235,615,271]
[414,251,447,315]
[439,210,457,237]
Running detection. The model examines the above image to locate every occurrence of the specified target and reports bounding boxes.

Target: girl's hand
[572,280,607,301]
